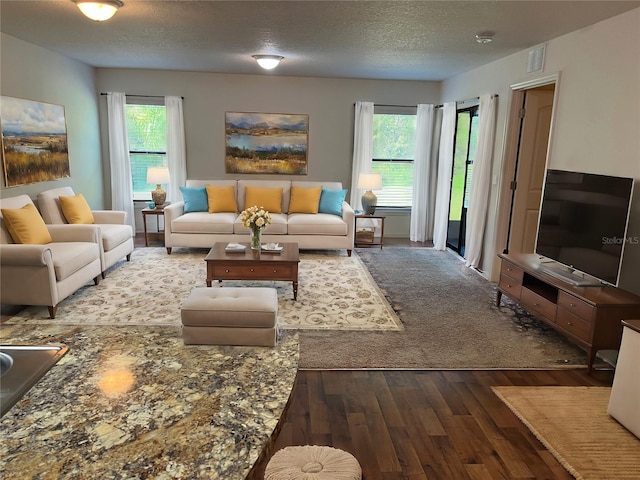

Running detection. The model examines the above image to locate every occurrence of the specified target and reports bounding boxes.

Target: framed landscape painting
[1,96,70,187]
[225,112,308,175]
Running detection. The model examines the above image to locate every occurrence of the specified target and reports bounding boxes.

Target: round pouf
[265,445,362,480]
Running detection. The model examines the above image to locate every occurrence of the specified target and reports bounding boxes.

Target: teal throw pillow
[318,188,347,216]
[180,186,208,213]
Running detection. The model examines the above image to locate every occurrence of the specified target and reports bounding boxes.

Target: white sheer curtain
[465,94,498,268]
[349,101,374,210]
[432,102,456,250]
[165,96,187,204]
[106,92,135,231]
[410,104,435,242]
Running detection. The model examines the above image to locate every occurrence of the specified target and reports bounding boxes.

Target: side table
[354,214,385,249]
[142,208,165,247]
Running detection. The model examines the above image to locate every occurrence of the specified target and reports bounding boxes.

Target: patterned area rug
[493,386,640,480]
[6,247,402,331]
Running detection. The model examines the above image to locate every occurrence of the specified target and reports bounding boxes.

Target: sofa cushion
[319,188,347,216]
[48,241,99,281]
[244,186,283,214]
[59,193,95,224]
[238,180,291,213]
[172,212,236,234]
[289,186,322,214]
[234,213,288,235]
[206,185,238,213]
[287,213,348,236]
[180,186,208,213]
[99,224,134,251]
[1,203,52,245]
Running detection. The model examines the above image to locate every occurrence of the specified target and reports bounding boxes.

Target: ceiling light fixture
[252,55,284,70]
[73,0,124,22]
[475,32,494,44]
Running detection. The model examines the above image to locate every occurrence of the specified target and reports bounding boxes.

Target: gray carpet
[298,246,586,369]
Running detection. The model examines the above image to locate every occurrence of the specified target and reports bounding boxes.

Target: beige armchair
[0,195,102,318]
[37,187,134,278]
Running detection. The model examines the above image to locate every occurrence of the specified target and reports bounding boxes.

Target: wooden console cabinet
[496,253,640,371]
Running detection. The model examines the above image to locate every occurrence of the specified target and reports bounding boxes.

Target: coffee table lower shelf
[205,242,300,300]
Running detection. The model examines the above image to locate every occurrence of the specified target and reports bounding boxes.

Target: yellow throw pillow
[244,186,283,214]
[206,185,238,213]
[288,186,322,214]
[59,193,95,224]
[1,203,52,244]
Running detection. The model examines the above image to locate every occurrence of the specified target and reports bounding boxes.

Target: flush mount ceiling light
[252,55,284,70]
[73,0,124,22]
[475,32,494,44]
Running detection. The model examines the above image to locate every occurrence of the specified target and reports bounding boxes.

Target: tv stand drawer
[521,288,557,322]
[499,273,522,299]
[556,308,591,342]
[557,291,594,321]
[501,261,524,283]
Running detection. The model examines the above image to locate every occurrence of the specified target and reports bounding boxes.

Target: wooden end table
[141,207,165,247]
[354,214,385,249]
[205,242,300,300]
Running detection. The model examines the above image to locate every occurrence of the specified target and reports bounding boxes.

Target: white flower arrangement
[240,205,272,231]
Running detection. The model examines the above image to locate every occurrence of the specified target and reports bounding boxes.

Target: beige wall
[0,33,104,208]
[96,69,440,234]
[441,8,640,295]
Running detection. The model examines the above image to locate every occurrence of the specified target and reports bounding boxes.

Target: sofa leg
[166,247,172,254]
[347,249,352,257]
[48,305,57,319]
[101,272,107,280]
[126,253,131,261]
[94,275,101,286]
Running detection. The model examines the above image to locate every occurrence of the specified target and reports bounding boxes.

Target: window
[447,105,479,254]
[372,108,416,208]
[125,100,167,200]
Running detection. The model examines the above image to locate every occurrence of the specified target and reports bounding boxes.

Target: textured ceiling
[1,0,638,81]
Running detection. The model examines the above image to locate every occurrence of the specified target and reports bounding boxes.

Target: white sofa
[164,180,355,256]
[37,187,134,278]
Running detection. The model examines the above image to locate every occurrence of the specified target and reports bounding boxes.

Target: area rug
[5,247,402,331]
[492,386,640,480]
[296,246,586,369]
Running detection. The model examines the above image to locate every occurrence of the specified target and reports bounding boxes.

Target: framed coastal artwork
[225,112,308,175]
[1,96,70,187]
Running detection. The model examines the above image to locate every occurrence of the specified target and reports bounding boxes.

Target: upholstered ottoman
[181,287,278,346]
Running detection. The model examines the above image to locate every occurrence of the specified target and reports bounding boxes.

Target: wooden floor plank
[248,369,613,479]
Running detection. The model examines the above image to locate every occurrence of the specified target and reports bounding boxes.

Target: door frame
[490,73,561,282]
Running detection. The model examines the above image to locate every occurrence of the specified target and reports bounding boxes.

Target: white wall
[441,8,640,295]
[0,34,104,208]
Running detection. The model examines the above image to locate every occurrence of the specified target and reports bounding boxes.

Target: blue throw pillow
[180,186,208,213]
[318,188,347,216]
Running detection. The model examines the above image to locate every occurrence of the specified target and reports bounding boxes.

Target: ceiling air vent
[527,44,546,73]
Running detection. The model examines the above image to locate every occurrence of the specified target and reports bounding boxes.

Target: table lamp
[147,167,170,206]
[357,173,382,215]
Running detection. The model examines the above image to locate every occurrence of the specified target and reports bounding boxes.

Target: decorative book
[225,242,246,252]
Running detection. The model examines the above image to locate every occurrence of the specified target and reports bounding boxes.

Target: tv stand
[497,253,640,371]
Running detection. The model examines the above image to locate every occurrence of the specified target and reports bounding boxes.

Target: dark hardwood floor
[249,369,613,479]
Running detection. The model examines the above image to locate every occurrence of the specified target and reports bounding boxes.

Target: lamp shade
[357,173,382,190]
[146,167,170,185]
[74,1,123,22]
[252,55,284,70]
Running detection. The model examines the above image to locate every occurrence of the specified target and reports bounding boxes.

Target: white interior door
[509,86,555,254]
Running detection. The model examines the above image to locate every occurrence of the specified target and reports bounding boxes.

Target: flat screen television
[535,169,634,286]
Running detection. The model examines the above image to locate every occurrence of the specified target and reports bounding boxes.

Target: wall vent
[527,44,546,73]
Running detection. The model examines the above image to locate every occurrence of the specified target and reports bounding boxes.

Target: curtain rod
[100,93,184,99]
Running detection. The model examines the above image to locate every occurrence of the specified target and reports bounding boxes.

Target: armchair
[0,195,102,319]
[37,187,134,278]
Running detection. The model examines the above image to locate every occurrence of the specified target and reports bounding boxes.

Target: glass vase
[250,227,262,250]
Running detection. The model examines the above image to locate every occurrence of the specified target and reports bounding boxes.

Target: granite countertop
[0,324,299,479]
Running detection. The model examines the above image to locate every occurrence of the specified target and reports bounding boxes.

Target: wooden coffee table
[205,242,300,300]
